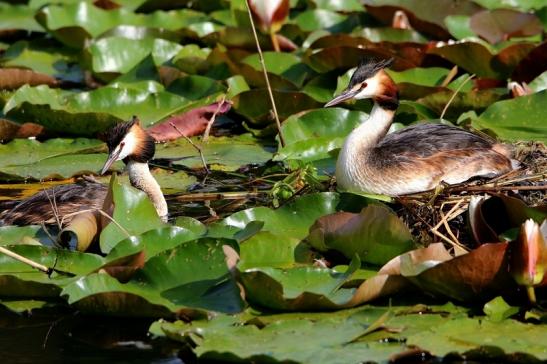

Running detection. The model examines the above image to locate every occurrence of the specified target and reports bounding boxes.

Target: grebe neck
[127,160,168,222]
[346,102,395,151]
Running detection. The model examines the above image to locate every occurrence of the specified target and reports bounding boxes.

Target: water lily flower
[510,219,547,304]
[247,0,289,51]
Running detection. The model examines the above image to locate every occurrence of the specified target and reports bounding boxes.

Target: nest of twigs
[394,141,547,252]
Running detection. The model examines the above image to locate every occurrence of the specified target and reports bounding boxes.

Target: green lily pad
[0,3,43,32]
[157,307,401,363]
[472,90,547,143]
[242,52,315,88]
[36,2,209,48]
[483,296,520,322]
[1,40,82,83]
[406,316,547,360]
[62,237,244,316]
[307,205,415,265]
[275,108,367,170]
[3,85,193,135]
[0,245,104,297]
[237,231,314,271]
[99,175,165,253]
[155,134,274,171]
[232,89,322,126]
[241,257,360,310]
[209,192,369,241]
[87,37,182,78]
[293,9,360,33]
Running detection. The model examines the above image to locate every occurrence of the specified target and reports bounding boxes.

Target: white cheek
[355,77,380,99]
[117,132,138,160]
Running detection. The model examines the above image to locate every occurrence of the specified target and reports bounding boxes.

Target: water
[0,306,184,364]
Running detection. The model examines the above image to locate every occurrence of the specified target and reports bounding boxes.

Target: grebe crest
[101,117,156,174]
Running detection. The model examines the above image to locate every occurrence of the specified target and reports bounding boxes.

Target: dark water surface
[0,306,184,364]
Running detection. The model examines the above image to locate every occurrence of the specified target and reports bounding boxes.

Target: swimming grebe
[0,118,168,225]
[325,58,516,196]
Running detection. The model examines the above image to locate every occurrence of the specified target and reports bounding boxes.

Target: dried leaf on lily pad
[470,9,543,44]
[306,204,415,265]
[147,101,231,142]
[407,243,516,302]
[0,68,59,90]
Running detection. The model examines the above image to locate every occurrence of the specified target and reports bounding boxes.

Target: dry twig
[169,121,210,175]
[440,74,475,119]
[0,246,51,274]
[203,95,227,142]
[244,0,286,147]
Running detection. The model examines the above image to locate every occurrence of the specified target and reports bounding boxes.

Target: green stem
[527,286,537,305]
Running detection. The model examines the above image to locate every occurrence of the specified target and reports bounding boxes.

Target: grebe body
[326,59,516,196]
[0,118,168,225]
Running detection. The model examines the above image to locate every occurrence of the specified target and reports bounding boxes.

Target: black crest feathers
[348,58,394,88]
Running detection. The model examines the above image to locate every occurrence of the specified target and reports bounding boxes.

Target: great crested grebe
[0,118,168,226]
[325,58,517,196]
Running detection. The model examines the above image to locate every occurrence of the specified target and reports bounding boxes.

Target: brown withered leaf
[365,0,481,39]
[469,194,547,245]
[147,101,231,142]
[0,68,58,90]
[511,41,547,83]
[344,243,452,306]
[99,250,146,283]
[408,243,515,302]
[470,9,543,45]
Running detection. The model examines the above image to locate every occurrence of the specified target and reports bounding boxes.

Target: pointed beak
[101,149,121,175]
[324,89,359,108]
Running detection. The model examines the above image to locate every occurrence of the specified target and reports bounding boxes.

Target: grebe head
[101,116,155,174]
[325,58,397,108]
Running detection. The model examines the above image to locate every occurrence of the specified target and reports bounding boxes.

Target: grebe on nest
[325,58,517,196]
[0,118,168,225]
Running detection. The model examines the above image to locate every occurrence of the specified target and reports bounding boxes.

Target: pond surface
[0,307,183,364]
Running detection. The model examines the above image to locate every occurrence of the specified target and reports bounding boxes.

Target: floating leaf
[307,205,415,265]
[470,9,543,44]
[3,85,194,135]
[406,316,547,360]
[155,134,274,171]
[232,89,321,126]
[99,174,165,253]
[472,90,547,143]
[407,243,515,302]
[148,100,231,142]
[62,237,244,316]
[483,296,519,322]
[0,245,104,297]
[241,257,360,310]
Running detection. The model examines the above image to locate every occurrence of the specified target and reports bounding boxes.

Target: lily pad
[99,175,165,253]
[307,205,415,265]
[62,237,244,316]
[3,85,194,135]
[155,134,274,171]
[472,90,547,143]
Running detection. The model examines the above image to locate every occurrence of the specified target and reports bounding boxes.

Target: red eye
[120,141,125,148]
[361,82,367,89]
